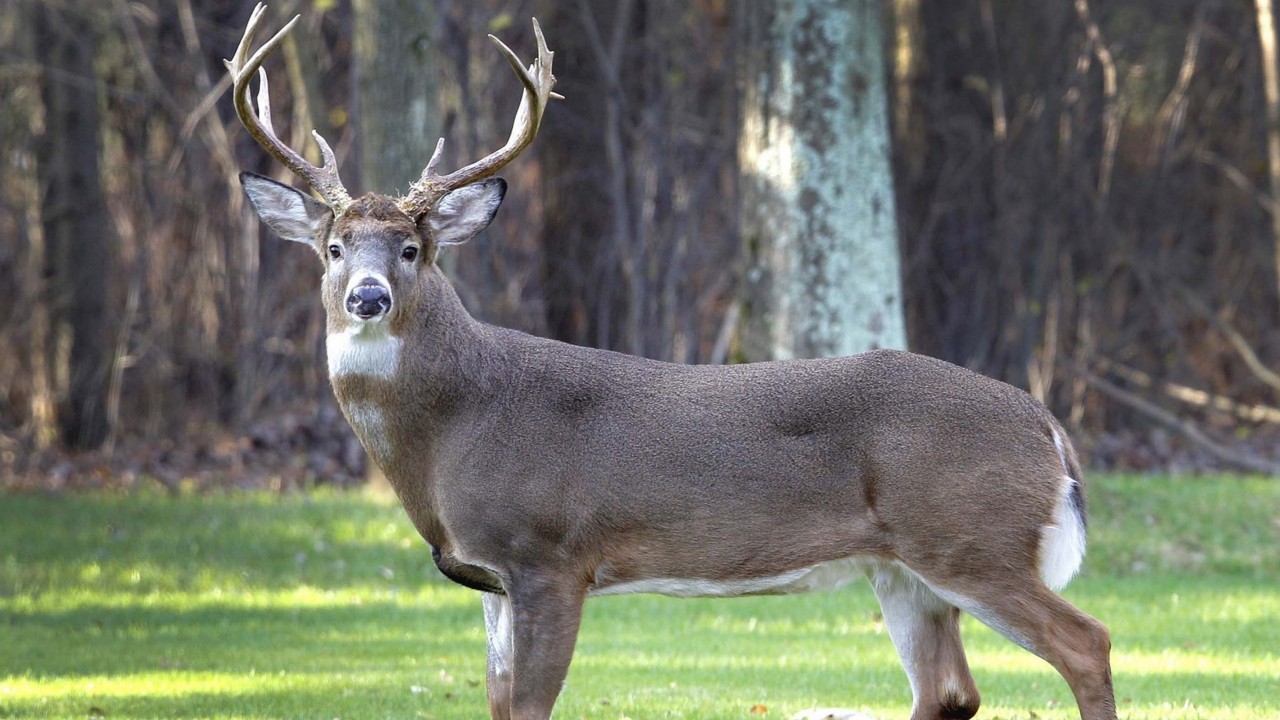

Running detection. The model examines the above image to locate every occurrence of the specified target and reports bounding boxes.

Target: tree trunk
[1255,0,1280,314]
[353,0,439,194]
[738,0,907,360]
[890,0,927,183]
[34,3,113,449]
[538,0,615,349]
[351,1,440,488]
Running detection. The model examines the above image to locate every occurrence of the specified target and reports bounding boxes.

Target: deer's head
[227,4,557,339]
[239,174,508,338]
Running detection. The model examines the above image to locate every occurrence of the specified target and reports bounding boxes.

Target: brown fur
[240,173,1116,720]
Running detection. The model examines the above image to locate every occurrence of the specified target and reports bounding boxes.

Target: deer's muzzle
[346,279,392,321]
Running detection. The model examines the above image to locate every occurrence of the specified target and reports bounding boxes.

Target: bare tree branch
[1074,363,1280,476]
[1177,287,1280,393]
[1095,357,1280,423]
[1075,0,1120,202]
[1256,0,1280,313]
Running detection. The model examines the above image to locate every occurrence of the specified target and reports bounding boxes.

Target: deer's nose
[346,280,391,320]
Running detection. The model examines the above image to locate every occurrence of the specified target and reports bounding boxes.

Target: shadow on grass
[0,492,438,595]
[5,646,1277,720]
[0,682,487,720]
[2,597,482,678]
[2,593,1277,719]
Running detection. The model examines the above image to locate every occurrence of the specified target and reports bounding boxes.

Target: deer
[225,5,1116,720]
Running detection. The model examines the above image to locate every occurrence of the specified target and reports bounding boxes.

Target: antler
[397,18,561,217]
[225,3,352,212]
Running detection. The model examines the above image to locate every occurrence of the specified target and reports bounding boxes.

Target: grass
[0,475,1276,719]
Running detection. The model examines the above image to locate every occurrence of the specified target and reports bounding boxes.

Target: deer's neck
[328,268,500,483]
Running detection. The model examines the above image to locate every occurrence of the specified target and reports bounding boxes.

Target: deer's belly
[588,556,874,598]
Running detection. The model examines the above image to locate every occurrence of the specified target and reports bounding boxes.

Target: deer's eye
[401,246,419,262]
[327,244,342,260]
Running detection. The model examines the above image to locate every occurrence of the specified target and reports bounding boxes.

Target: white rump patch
[327,323,401,378]
[1039,436,1087,590]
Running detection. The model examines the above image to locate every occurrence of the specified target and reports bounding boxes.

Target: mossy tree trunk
[738,0,907,361]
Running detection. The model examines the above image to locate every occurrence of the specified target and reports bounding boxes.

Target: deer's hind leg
[869,565,981,720]
[941,580,1116,720]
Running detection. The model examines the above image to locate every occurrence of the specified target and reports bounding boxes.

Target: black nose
[346,282,391,319]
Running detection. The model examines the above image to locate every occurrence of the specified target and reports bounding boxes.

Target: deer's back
[436,335,1067,580]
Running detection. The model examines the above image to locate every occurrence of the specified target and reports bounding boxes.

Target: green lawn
[1,475,1276,719]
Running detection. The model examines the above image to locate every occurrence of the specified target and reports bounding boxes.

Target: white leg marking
[482,592,513,677]
[877,562,1040,668]
[869,563,951,705]
[327,322,401,378]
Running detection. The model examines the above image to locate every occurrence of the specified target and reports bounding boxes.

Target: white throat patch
[327,322,401,378]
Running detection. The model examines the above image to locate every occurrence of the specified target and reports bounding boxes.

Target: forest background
[5,0,1280,488]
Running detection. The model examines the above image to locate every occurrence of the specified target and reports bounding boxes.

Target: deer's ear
[423,178,506,247]
[240,172,333,247]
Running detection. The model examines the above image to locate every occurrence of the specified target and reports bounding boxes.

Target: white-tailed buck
[227,5,1116,719]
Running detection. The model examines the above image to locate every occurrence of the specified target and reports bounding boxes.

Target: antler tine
[398,18,559,217]
[425,137,446,177]
[225,3,351,212]
[254,68,277,136]
[491,31,539,98]
[530,18,566,103]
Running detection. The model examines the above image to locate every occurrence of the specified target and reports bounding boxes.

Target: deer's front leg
[493,574,585,720]
[483,592,514,720]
